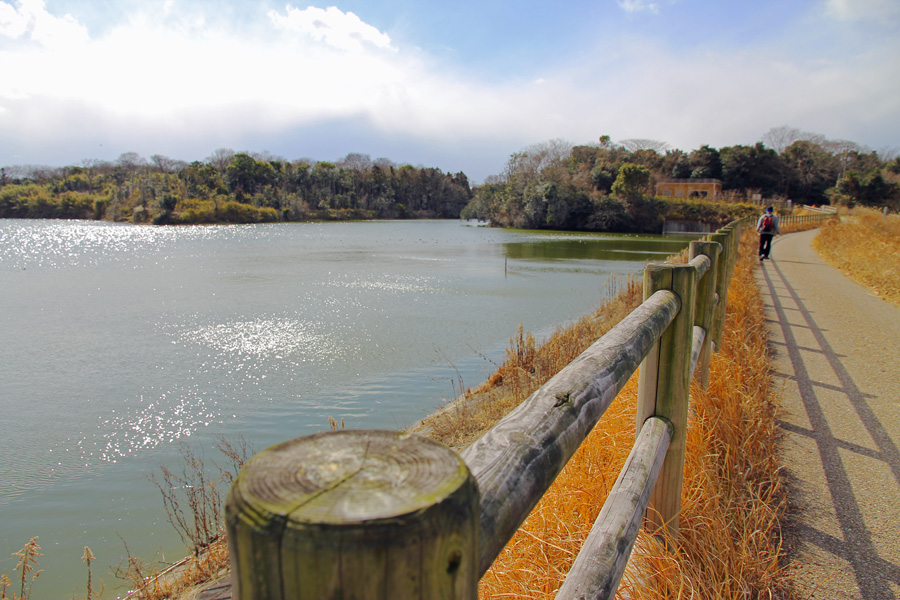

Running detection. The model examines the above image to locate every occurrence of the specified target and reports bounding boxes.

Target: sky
[1,0,899,181]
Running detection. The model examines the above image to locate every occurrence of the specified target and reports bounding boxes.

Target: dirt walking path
[756,228,900,599]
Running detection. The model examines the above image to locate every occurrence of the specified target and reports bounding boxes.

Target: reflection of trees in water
[503,237,693,262]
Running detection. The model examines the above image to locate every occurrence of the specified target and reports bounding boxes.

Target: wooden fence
[799,204,838,214]
[223,217,754,599]
[780,213,837,229]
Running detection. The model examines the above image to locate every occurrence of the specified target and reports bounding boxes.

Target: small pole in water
[505,255,508,277]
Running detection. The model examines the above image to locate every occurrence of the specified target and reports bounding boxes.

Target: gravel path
[756,228,900,599]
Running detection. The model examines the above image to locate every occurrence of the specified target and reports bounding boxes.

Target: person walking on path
[756,205,780,260]
[756,228,900,599]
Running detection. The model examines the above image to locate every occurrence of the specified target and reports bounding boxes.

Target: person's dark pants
[758,233,774,258]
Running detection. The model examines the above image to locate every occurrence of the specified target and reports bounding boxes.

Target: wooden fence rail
[780,213,837,228]
[225,217,767,600]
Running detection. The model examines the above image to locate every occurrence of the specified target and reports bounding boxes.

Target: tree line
[462,127,900,232]
[2,126,897,230]
[0,150,473,224]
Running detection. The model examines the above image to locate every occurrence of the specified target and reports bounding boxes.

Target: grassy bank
[812,209,900,305]
[475,229,792,599]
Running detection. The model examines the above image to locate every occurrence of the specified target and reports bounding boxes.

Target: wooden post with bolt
[635,262,697,535]
[226,429,480,600]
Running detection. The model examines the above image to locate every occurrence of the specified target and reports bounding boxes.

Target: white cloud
[268,5,395,52]
[825,0,900,21]
[0,3,406,126]
[0,0,88,48]
[617,0,661,14]
[0,1,543,154]
[545,33,900,153]
[0,0,898,176]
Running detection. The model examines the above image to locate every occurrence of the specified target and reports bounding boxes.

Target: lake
[0,219,693,598]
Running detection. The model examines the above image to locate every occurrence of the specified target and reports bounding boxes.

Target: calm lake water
[0,219,693,598]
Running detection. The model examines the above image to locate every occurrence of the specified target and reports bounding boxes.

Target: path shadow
[760,259,900,598]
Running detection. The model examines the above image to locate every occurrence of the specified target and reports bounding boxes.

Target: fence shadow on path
[760,258,900,599]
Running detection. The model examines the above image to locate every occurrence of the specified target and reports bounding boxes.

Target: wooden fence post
[706,231,730,352]
[635,262,697,535]
[689,240,721,389]
[226,430,480,600]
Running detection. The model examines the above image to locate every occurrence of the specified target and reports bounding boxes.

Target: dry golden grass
[114,537,229,600]
[478,375,639,599]
[812,209,900,305]
[624,230,789,599]
[479,230,794,600]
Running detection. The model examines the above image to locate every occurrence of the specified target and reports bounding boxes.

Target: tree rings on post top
[231,429,474,525]
[226,429,480,600]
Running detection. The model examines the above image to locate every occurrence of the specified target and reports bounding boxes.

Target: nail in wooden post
[689,240,721,389]
[635,262,696,535]
[226,429,480,600]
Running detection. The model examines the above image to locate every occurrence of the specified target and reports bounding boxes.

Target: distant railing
[780,212,837,230]
[800,204,838,214]
[222,217,756,599]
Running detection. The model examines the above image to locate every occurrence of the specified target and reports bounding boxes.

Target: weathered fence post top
[226,429,480,600]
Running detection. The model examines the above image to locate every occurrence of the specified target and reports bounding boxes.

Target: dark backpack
[761,214,773,232]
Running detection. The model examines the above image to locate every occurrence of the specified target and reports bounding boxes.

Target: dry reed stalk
[118,437,251,600]
[117,536,230,600]
[812,210,900,305]
[7,538,42,600]
[480,230,796,600]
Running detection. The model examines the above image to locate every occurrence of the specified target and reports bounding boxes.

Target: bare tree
[373,157,397,170]
[206,148,235,171]
[761,126,802,153]
[619,138,670,153]
[536,138,574,166]
[250,150,285,163]
[822,139,865,181]
[150,154,183,173]
[294,157,318,168]
[505,138,573,182]
[27,165,61,181]
[878,146,899,162]
[760,126,829,154]
[116,152,146,173]
[2,165,32,179]
[338,152,373,172]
